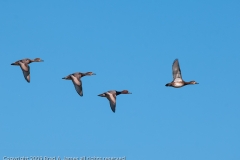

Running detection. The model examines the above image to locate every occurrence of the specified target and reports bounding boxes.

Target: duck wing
[71,76,83,96]
[73,82,83,96]
[172,59,182,82]
[19,63,30,83]
[106,91,117,113]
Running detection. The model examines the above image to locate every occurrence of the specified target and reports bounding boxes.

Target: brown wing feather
[106,92,116,112]
[172,59,182,82]
[72,78,83,96]
[20,63,30,83]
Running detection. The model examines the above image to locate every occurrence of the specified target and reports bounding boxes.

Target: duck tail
[98,93,106,97]
[165,83,170,87]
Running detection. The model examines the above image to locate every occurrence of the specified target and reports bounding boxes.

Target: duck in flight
[98,90,132,113]
[165,59,198,88]
[11,58,44,83]
[62,72,96,96]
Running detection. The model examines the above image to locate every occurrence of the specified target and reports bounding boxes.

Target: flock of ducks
[11,58,199,113]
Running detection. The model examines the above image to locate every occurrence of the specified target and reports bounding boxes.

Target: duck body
[166,82,185,88]
[165,81,197,88]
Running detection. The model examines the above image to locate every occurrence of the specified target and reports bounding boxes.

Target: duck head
[121,90,132,94]
[189,81,199,84]
[86,72,96,76]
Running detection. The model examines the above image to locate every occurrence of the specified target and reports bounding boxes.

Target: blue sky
[0,0,240,159]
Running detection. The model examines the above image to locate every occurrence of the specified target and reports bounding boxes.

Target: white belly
[173,82,184,88]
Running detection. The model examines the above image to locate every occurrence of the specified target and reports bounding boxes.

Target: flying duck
[98,90,132,112]
[11,58,44,83]
[62,72,96,96]
[165,59,198,88]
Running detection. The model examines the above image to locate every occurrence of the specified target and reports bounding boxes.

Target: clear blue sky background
[0,0,240,159]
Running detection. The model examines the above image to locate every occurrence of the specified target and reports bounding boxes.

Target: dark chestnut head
[190,81,199,84]
[33,58,44,62]
[85,72,96,76]
[121,90,132,94]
